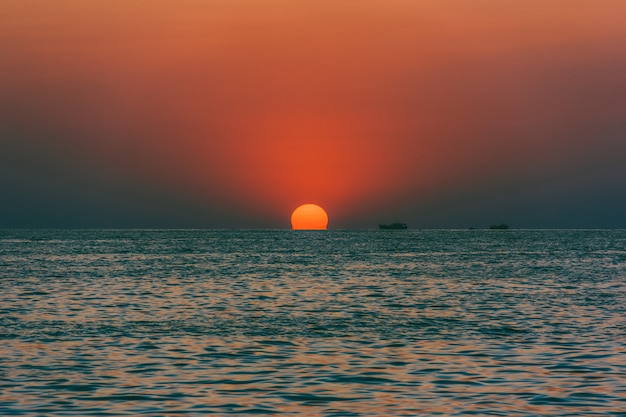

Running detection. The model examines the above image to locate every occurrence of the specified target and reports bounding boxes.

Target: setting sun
[291,204,329,230]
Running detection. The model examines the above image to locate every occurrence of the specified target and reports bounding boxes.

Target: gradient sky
[1,0,625,228]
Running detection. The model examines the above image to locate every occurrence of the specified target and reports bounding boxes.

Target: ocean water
[0,229,624,416]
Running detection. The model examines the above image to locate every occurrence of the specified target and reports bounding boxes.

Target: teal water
[1,229,624,416]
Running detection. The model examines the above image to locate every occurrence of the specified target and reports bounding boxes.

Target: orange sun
[291,204,329,230]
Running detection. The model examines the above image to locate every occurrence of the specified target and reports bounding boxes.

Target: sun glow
[291,204,329,230]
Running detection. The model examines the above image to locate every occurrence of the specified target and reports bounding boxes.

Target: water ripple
[1,229,625,416]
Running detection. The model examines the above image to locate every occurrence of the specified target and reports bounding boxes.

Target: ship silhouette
[379,222,408,230]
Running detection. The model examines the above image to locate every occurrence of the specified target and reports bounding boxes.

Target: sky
[1,0,625,229]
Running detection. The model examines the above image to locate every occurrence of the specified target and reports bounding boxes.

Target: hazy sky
[1,0,625,228]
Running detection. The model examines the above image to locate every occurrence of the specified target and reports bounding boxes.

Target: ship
[489,223,510,230]
[379,222,408,230]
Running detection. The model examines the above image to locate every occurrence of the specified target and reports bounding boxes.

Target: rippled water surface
[1,229,624,416]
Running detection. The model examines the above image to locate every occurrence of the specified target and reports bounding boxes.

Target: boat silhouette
[379,222,408,230]
[489,223,509,230]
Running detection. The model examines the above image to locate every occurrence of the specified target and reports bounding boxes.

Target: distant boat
[489,223,510,230]
[379,222,408,230]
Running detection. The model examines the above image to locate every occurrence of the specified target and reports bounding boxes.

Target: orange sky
[1,1,625,227]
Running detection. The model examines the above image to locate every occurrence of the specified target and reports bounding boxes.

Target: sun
[291,204,329,230]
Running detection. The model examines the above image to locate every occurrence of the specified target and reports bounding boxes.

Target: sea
[0,229,624,416]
